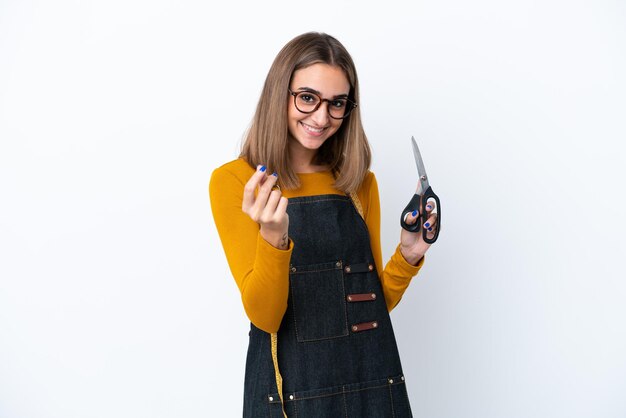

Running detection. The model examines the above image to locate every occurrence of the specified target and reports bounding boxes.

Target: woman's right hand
[242,165,290,250]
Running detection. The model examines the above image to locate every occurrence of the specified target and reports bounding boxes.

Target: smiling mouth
[300,122,326,135]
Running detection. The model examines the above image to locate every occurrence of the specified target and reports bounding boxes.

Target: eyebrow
[296,87,349,99]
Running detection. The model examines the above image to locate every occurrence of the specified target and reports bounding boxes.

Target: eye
[299,94,316,103]
[331,99,347,109]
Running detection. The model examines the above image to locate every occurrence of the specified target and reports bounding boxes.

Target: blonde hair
[240,32,371,194]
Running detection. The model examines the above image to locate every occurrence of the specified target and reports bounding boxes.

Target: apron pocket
[269,375,410,417]
[388,378,413,417]
[290,260,348,342]
[343,375,412,418]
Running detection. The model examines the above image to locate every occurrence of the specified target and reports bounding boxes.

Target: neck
[289,142,321,173]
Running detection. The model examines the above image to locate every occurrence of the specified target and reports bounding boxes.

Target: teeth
[302,122,324,133]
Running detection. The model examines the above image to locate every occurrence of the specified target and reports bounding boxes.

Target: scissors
[400,136,441,244]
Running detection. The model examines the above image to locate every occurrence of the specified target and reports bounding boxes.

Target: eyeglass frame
[288,89,358,120]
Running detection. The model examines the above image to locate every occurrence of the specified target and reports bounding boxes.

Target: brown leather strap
[346,293,377,302]
[351,321,379,332]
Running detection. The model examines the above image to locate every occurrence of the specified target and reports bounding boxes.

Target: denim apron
[243,194,413,417]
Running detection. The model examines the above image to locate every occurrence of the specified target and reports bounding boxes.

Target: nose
[310,101,330,126]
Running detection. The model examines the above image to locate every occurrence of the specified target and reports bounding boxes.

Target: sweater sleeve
[361,173,425,311]
[209,163,293,333]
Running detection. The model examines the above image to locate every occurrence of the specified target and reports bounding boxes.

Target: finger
[424,199,436,213]
[424,220,438,240]
[264,195,289,225]
[261,189,282,220]
[258,171,278,194]
[403,209,420,225]
[423,213,438,231]
[276,196,289,216]
[242,165,268,211]
[252,172,279,214]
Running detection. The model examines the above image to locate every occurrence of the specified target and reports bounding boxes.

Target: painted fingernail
[260,165,266,172]
[272,172,278,177]
[424,222,430,228]
[412,210,417,216]
[426,205,432,210]
[428,227,432,232]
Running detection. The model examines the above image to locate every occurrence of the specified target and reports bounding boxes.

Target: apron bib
[243,195,413,417]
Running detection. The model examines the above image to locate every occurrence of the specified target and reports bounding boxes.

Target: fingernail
[428,227,432,232]
[272,172,278,177]
[426,205,432,210]
[260,165,266,172]
[424,222,430,228]
[412,210,417,216]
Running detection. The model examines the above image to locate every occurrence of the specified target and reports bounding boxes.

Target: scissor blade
[411,136,429,190]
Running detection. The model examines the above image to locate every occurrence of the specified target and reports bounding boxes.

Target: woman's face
[287,63,350,159]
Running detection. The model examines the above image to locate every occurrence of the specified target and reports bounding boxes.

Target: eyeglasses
[288,89,357,120]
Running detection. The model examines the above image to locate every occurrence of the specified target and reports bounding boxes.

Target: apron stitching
[292,332,351,343]
[281,382,396,401]
[290,279,301,342]
[288,197,349,205]
[267,379,403,400]
[342,386,348,418]
[288,280,302,412]
[340,269,349,337]
[291,267,340,274]
[389,382,396,418]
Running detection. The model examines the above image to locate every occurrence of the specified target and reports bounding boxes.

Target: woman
[210,32,438,418]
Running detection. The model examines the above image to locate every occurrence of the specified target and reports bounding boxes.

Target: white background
[1,1,625,417]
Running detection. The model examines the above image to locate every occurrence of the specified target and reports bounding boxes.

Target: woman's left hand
[399,189,438,265]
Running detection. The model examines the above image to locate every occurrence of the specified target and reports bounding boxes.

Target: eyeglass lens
[293,92,353,119]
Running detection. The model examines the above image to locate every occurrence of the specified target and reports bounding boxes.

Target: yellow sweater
[209,158,424,333]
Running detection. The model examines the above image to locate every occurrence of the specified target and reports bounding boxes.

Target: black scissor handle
[421,186,440,244]
[400,185,441,244]
[400,194,422,232]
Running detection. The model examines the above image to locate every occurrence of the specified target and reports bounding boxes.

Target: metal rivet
[290,266,296,273]
[345,266,351,273]
[289,394,294,400]
[368,264,373,271]
[371,293,376,299]
[401,376,405,381]
[352,325,358,331]
[389,379,394,384]
[335,261,342,268]
[373,322,378,328]
[347,296,352,301]
[269,396,274,401]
